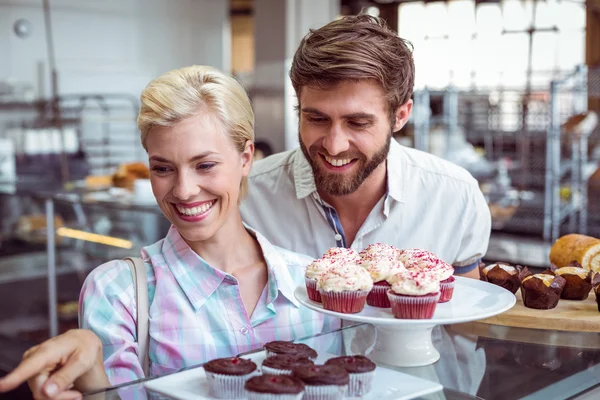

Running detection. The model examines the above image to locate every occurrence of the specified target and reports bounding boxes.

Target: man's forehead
[299,80,387,115]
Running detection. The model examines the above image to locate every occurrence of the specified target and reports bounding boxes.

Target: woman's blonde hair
[138,65,255,200]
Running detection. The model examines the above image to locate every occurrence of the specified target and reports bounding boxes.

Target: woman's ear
[241,140,254,177]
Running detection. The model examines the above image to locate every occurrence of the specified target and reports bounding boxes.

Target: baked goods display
[519,268,566,310]
[479,262,521,294]
[549,234,600,273]
[200,341,377,400]
[111,162,150,190]
[304,244,458,318]
[594,273,600,312]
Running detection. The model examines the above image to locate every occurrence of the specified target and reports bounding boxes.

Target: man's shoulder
[399,145,478,188]
[249,149,299,180]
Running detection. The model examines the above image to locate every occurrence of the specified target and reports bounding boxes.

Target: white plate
[144,351,443,400]
[294,276,516,326]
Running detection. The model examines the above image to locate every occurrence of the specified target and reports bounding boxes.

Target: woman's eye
[151,165,171,174]
[197,163,216,171]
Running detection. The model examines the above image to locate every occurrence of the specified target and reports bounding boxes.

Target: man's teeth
[176,201,215,216]
[324,156,352,167]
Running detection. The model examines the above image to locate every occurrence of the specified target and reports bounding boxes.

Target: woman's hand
[0,329,109,399]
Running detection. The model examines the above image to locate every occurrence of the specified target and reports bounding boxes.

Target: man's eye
[307,117,327,124]
[349,121,369,129]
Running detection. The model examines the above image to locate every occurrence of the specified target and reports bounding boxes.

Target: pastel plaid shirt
[79,225,340,385]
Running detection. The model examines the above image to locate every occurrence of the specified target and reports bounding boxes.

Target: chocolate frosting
[262,354,315,370]
[292,365,349,386]
[245,374,305,394]
[265,341,318,359]
[203,357,257,375]
[325,356,376,373]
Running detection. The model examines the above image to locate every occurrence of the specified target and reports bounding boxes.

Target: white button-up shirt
[240,139,491,274]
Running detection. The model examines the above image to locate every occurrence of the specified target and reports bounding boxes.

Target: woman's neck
[185,212,262,275]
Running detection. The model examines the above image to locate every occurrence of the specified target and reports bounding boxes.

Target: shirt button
[240,327,249,335]
[334,234,342,241]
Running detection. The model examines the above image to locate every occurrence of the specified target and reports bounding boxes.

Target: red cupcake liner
[305,277,321,303]
[387,291,440,319]
[318,289,369,314]
[367,281,391,308]
[439,276,455,303]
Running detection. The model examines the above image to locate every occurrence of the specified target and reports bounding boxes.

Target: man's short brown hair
[290,14,415,122]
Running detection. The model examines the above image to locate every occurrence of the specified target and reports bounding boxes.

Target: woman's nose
[172,172,201,200]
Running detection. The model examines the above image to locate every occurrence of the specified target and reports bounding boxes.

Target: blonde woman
[0,65,338,400]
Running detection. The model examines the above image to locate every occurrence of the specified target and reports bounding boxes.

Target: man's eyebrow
[342,112,375,120]
[301,107,328,116]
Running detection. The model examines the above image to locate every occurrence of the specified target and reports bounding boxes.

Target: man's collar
[291,139,406,203]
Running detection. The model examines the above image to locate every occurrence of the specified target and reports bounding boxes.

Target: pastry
[317,265,372,314]
[244,374,305,400]
[321,247,361,264]
[111,162,150,190]
[387,269,440,319]
[292,365,349,400]
[203,357,257,399]
[593,273,600,312]
[398,248,455,302]
[549,234,600,273]
[358,246,405,308]
[324,356,376,397]
[519,267,566,310]
[551,261,593,300]
[261,355,315,375]
[305,258,338,303]
[479,262,521,294]
[264,341,318,360]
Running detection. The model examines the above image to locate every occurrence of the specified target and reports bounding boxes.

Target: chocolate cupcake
[204,357,257,399]
[519,267,566,310]
[292,365,349,400]
[262,355,315,375]
[593,273,600,312]
[245,374,305,400]
[479,262,521,294]
[264,341,318,360]
[552,261,593,300]
[324,356,376,397]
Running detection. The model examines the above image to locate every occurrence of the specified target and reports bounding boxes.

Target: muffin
[519,268,567,310]
[359,247,405,308]
[245,374,305,400]
[262,355,315,375]
[552,261,593,300]
[292,365,349,400]
[317,265,373,314]
[479,262,521,294]
[399,248,455,302]
[593,273,600,312]
[203,357,257,399]
[264,341,318,360]
[305,258,337,303]
[324,356,376,397]
[387,269,441,319]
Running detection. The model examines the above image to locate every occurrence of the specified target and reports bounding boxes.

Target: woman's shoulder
[82,259,136,297]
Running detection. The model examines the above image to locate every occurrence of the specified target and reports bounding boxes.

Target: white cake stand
[294,277,516,367]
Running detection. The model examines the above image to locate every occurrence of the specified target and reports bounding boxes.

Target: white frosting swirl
[360,243,401,260]
[389,269,440,296]
[322,247,361,264]
[305,258,339,280]
[398,248,454,281]
[317,265,373,292]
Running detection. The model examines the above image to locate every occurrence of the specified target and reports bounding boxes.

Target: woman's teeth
[324,156,352,167]
[176,201,215,216]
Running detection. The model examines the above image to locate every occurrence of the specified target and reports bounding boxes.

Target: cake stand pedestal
[369,324,438,367]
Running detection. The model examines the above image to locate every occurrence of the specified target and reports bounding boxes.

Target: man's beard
[299,133,391,197]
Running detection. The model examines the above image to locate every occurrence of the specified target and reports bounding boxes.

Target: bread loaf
[550,234,600,273]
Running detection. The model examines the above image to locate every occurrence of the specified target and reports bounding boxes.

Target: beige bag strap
[124,257,150,377]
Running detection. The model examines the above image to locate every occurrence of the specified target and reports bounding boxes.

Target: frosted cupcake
[359,248,405,308]
[322,247,361,264]
[399,248,455,303]
[318,265,373,313]
[387,269,441,319]
[305,258,338,302]
[360,243,402,260]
